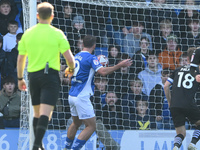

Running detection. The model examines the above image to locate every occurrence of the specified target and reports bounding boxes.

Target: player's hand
[118,59,132,67]
[18,79,27,91]
[196,75,200,83]
[65,67,74,78]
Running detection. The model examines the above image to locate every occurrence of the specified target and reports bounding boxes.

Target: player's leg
[188,120,200,150]
[71,116,96,150]
[71,96,96,150]
[173,126,186,150]
[188,106,200,150]
[64,116,82,150]
[170,108,186,150]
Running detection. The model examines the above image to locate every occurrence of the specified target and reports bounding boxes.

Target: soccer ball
[97,55,109,67]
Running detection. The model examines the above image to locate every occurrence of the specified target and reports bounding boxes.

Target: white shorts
[68,95,95,120]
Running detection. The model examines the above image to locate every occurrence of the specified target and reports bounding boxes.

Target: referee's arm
[164,80,171,107]
[17,54,27,91]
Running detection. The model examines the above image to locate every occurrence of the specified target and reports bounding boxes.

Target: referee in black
[17,2,75,150]
[164,47,200,150]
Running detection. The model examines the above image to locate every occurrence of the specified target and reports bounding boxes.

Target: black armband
[18,77,23,81]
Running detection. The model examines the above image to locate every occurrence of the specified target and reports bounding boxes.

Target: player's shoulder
[76,51,96,58]
[193,47,200,55]
[174,65,189,72]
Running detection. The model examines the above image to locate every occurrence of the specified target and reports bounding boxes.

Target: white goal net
[18,0,200,149]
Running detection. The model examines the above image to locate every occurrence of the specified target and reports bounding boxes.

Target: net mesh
[19,0,200,149]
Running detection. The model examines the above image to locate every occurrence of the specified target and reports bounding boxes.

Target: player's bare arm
[164,81,171,107]
[97,59,132,76]
[17,54,27,91]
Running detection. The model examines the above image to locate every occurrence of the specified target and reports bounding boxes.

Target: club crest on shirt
[93,59,99,65]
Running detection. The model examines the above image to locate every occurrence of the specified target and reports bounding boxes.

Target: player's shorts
[68,95,95,120]
[170,106,200,127]
[28,69,60,106]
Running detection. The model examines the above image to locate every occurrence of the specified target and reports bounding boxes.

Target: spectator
[67,14,93,54]
[158,34,182,70]
[3,20,18,52]
[181,17,200,52]
[52,2,75,33]
[108,7,145,48]
[145,0,178,37]
[6,33,23,85]
[129,96,156,130]
[74,36,84,55]
[123,20,152,58]
[0,35,6,81]
[94,76,108,106]
[99,88,123,130]
[0,0,18,35]
[121,78,147,128]
[111,63,131,94]
[178,0,199,39]
[107,45,123,66]
[0,76,21,128]
[149,69,175,129]
[179,52,188,66]
[153,19,174,55]
[122,78,146,104]
[131,37,150,76]
[138,51,162,96]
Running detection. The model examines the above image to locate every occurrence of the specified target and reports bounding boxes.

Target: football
[97,55,109,67]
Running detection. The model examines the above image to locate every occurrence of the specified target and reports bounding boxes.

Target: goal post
[18,0,36,150]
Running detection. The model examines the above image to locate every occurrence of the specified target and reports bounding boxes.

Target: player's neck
[38,18,52,24]
[82,48,93,54]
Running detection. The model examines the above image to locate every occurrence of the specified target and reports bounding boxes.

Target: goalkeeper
[17,2,75,150]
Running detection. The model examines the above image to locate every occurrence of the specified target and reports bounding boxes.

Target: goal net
[18,0,200,149]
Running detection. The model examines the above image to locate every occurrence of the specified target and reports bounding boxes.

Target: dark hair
[146,50,157,60]
[108,45,121,53]
[188,16,200,25]
[37,2,54,20]
[8,20,18,26]
[0,0,11,6]
[16,33,23,40]
[106,85,121,98]
[132,20,144,27]
[83,35,96,48]
[139,37,150,46]
[2,76,15,85]
[179,52,188,61]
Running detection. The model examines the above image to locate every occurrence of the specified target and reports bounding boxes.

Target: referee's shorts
[28,68,60,106]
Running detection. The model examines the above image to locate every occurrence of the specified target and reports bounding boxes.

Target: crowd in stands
[0,0,200,132]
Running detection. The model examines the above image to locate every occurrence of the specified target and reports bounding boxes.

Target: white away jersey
[69,51,103,97]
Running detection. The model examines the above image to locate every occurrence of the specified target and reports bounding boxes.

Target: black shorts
[28,69,60,106]
[170,106,200,127]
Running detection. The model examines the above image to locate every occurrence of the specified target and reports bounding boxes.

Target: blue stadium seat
[94,47,108,57]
